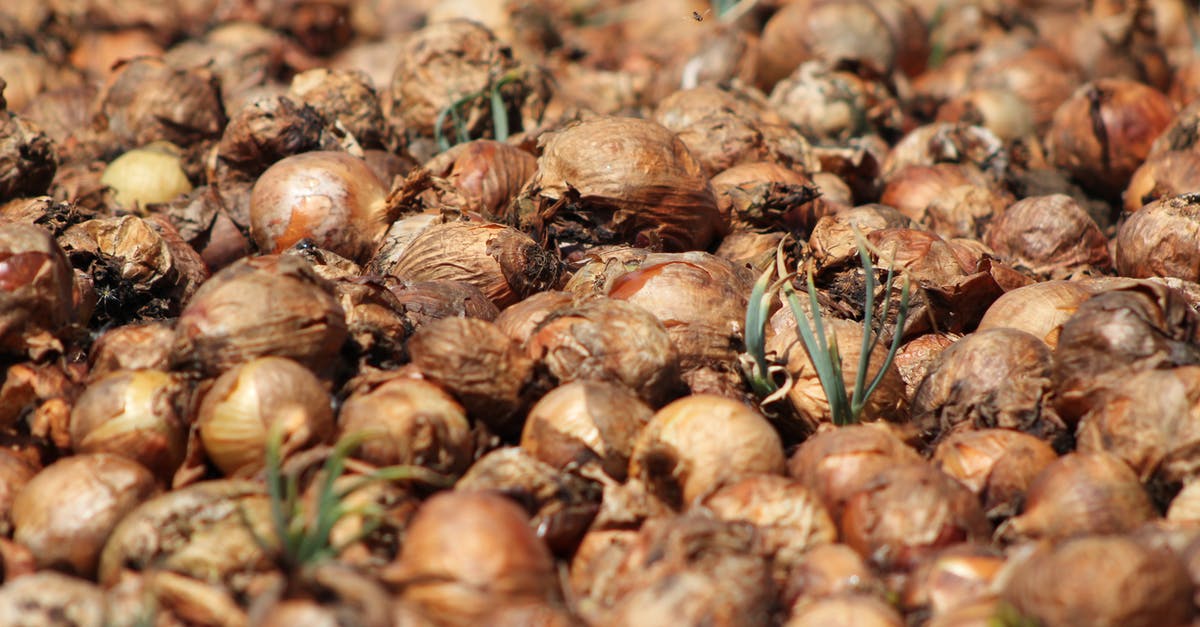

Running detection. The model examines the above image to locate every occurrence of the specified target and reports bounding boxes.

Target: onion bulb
[249,150,390,262]
[100,142,193,209]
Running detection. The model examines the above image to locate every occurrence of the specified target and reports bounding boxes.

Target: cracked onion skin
[249,150,389,263]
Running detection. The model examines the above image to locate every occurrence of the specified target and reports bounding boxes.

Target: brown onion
[1124,151,1200,214]
[383,491,560,625]
[383,220,560,309]
[893,333,959,400]
[1000,452,1157,542]
[769,61,903,144]
[13,453,157,577]
[881,123,1008,181]
[702,474,837,586]
[786,594,903,627]
[337,374,472,475]
[423,140,537,220]
[983,193,1111,278]
[787,423,922,521]
[1003,535,1194,627]
[757,0,896,89]
[912,328,1066,447]
[525,297,682,407]
[88,321,174,379]
[196,356,334,477]
[171,254,347,377]
[781,543,883,610]
[976,279,1107,348]
[932,429,1059,520]
[520,380,653,481]
[900,544,1006,619]
[1117,192,1200,281]
[407,316,535,437]
[630,394,785,509]
[493,290,573,346]
[0,571,107,627]
[287,68,392,151]
[249,151,389,262]
[387,278,500,332]
[69,369,188,480]
[0,223,74,358]
[0,449,36,537]
[880,163,1011,240]
[840,462,991,572]
[518,116,723,253]
[1046,78,1175,201]
[1076,366,1200,489]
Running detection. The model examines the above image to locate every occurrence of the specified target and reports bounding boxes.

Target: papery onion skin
[932,429,1059,520]
[12,453,158,578]
[1116,192,1200,282]
[196,356,335,477]
[249,150,388,262]
[983,193,1111,278]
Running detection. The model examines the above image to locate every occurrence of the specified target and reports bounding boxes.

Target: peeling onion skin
[171,254,347,378]
[249,150,388,262]
[1003,536,1195,627]
[912,328,1067,449]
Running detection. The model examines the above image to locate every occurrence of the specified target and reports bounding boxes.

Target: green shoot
[740,231,910,426]
[254,425,451,569]
[434,70,524,152]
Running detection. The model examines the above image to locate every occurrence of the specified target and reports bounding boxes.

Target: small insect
[692,9,712,21]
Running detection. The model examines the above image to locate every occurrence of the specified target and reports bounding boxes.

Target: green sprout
[741,231,910,426]
[251,425,451,569]
[434,70,524,152]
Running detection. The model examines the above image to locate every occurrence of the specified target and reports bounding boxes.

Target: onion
[840,462,991,572]
[900,544,1006,619]
[422,139,537,220]
[983,193,1111,278]
[287,68,392,151]
[520,380,653,481]
[893,333,959,401]
[787,423,922,521]
[525,297,682,408]
[249,150,389,262]
[912,328,1066,448]
[100,142,193,209]
[786,594,903,627]
[0,223,74,358]
[69,369,188,480]
[879,163,1012,240]
[170,254,347,377]
[0,572,107,627]
[387,279,500,332]
[1076,366,1200,490]
[999,452,1157,542]
[709,162,824,234]
[976,278,1107,348]
[629,394,785,509]
[337,374,472,476]
[493,290,573,346]
[936,87,1035,142]
[881,123,1008,181]
[69,28,164,80]
[456,446,600,555]
[932,429,1059,520]
[407,316,536,437]
[13,453,157,577]
[383,220,560,309]
[1046,78,1175,201]
[0,449,36,537]
[702,474,837,586]
[780,543,883,610]
[971,45,1080,133]
[757,0,896,89]
[1116,192,1200,281]
[1124,151,1200,214]
[196,356,334,477]
[1002,536,1194,627]
[519,115,724,253]
[769,61,903,144]
[382,491,560,624]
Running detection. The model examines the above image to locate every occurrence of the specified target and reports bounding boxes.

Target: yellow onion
[493,290,573,346]
[196,356,334,477]
[702,474,837,587]
[519,115,724,253]
[840,462,991,572]
[629,394,785,509]
[383,220,560,309]
[912,328,1066,447]
[1047,78,1175,201]
[983,193,1111,278]
[1116,192,1200,281]
[337,374,472,476]
[170,254,347,377]
[12,453,158,578]
[786,594,903,627]
[976,278,1109,348]
[69,369,188,480]
[100,142,193,209]
[520,380,653,481]
[0,572,107,626]
[0,223,74,358]
[787,423,922,521]
[383,491,560,625]
[937,87,1035,142]
[932,429,1058,521]
[1002,536,1194,627]
[1124,151,1200,214]
[999,452,1157,542]
[249,150,389,262]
